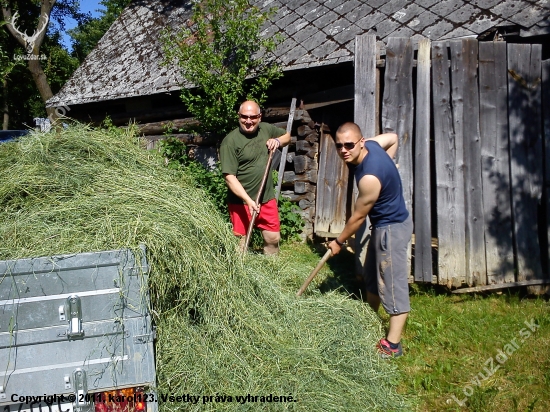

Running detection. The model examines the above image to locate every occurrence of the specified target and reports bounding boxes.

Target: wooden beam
[142,133,218,146]
[294,181,315,194]
[264,100,354,118]
[382,37,414,277]
[432,40,467,287]
[355,34,377,139]
[137,118,198,135]
[283,170,317,184]
[302,84,354,105]
[281,191,315,202]
[452,279,550,294]
[110,106,189,125]
[414,38,432,283]
[275,97,297,201]
[375,43,381,136]
[461,39,487,286]
[353,34,378,276]
[383,38,414,215]
[293,155,312,174]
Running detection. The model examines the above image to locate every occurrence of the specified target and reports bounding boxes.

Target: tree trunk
[2,78,8,130]
[2,1,58,123]
[28,58,57,121]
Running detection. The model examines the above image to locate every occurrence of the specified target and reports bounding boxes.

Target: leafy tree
[1,21,18,129]
[1,0,84,124]
[0,18,39,129]
[68,0,130,62]
[161,0,283,136]
[0,21,78,128]
[42,30,79,92]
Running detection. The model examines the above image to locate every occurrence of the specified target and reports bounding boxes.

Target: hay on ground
[0,125,409,411]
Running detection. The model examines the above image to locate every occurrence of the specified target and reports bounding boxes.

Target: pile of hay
[0,125,409,411]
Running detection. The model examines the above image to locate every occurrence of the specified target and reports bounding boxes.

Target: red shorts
[228,198,280,235]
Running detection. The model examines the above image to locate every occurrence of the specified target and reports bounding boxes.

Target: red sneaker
[377,338,403,358]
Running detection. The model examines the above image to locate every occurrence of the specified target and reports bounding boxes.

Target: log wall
[278,109,319,239]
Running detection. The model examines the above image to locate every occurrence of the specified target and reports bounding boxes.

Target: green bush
[160,137,228,217]
[273,170,304,241]
[278,195,304,241]
[161,0,282,136]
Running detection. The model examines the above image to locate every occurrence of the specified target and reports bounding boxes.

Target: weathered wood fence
[321,34,549,291]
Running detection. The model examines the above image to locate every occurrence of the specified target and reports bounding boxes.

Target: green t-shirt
[220,122,286,204]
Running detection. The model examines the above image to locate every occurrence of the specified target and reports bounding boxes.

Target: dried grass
[0,125,409,411]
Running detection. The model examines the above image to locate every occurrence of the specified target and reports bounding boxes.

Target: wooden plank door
[314,127,348,237]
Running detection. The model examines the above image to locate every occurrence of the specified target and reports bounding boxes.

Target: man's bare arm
[365,133,398,160]
[278,132,291,147]
[267,132,291,151]
[328,174,381,255]
[224,174,260,213]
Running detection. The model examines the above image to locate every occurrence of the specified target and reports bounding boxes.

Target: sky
[58,0,103,51]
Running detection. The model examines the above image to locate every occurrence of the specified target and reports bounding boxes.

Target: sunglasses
[239,113,261,120]
[335,138,362,150]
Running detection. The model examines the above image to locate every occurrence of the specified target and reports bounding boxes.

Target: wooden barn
[47,0,550,292]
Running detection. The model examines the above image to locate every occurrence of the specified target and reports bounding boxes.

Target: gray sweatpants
[364,214,413,315]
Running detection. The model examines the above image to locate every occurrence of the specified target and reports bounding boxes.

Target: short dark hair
[336,122,362,137]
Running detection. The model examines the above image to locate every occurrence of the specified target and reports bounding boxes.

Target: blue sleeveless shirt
[353,140,409,227]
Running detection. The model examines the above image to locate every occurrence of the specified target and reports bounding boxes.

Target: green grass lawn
[280,242,550,412]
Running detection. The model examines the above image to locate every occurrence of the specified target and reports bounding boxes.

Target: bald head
[336,122,362,138]
[334,122,366,165]
[238,100,262,134]
[239,100,261,115]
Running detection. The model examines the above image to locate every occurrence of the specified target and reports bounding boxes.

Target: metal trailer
[0,246,157,412]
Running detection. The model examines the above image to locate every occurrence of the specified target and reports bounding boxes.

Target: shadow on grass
[305,240,550,307]
[305,240,365,300]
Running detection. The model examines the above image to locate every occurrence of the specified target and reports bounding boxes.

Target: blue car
[0,130,30,144]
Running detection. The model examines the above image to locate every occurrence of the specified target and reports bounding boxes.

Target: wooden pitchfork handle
[296,249,333,296]
[242,149,275,253]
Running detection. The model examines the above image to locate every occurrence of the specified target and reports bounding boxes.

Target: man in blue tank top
[328,122,413,358]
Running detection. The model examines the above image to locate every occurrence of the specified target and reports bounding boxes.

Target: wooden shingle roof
[47,0,550,107]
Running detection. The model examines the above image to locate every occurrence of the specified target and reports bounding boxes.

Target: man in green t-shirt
[220,100,291,255]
